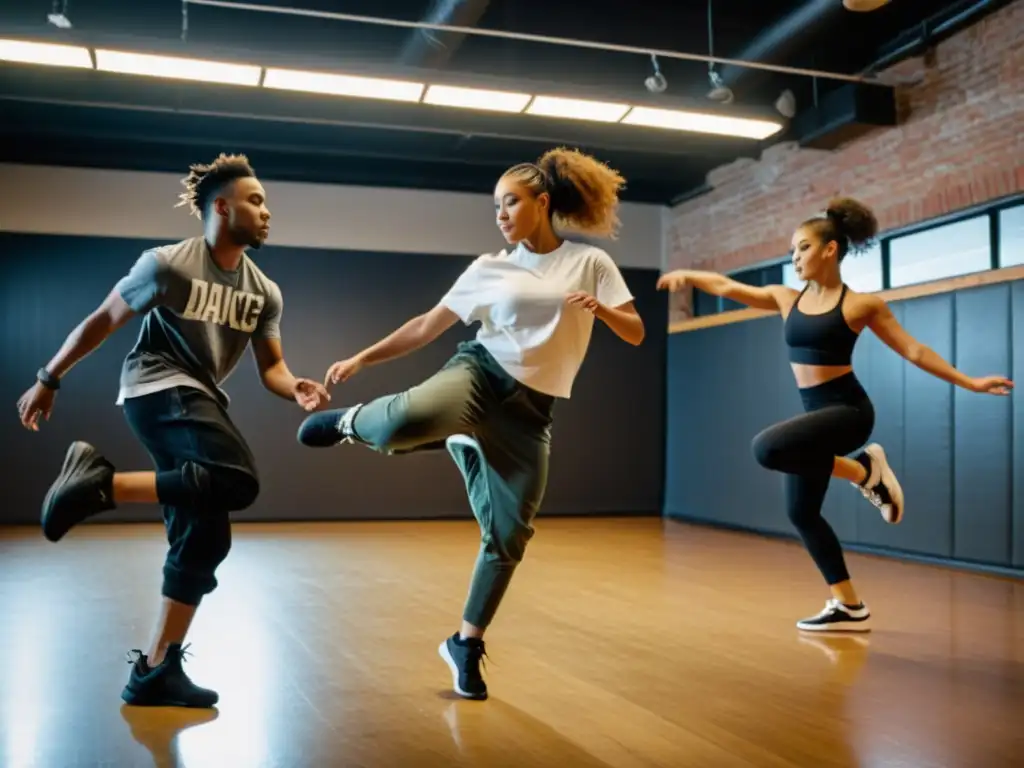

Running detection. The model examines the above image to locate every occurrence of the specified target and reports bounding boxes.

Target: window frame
[690,193,1024,318]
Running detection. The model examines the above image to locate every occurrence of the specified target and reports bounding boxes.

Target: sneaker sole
[796,619,872,633]
[120,685,218,708]
[866,443,904,524]
[445,433,480,454]
[41,441,98,542]
[437,641,487,701]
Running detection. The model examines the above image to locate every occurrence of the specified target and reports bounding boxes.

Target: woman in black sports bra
[658,197,1013,633]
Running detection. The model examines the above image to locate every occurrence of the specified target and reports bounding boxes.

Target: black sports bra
[784,284,859,366]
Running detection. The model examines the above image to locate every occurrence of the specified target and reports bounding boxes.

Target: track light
[774,89,796,118]
[47,0,72,29]
[706,68,733,105]
[644,54,667,94]
[46,13,72,29]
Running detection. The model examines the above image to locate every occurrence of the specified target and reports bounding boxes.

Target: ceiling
[0,0,1009,205]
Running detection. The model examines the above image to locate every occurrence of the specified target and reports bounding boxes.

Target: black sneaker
[438,633,488,700]
[41,441,116,542]
[121,643,219,708]
[853,443,904,524]
[796,599,871,632]
[296,404,363,447]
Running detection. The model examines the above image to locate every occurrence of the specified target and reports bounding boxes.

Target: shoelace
[125,642,194,666]
[464,642,490,677]
[814,599,845,618]
[337,405,364,445]
[855,484,891,513]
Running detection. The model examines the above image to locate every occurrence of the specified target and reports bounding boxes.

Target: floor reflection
[1,519,1021,768]
[120,705,219,768]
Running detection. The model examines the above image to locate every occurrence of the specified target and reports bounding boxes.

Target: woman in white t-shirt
[297,147,645,700]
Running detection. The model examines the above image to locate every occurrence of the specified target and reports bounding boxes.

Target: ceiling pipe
[716,0,845,94]
[397,0,491,68]
[861,0,1014,75]
[185,0,874,84]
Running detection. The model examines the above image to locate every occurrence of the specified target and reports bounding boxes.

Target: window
[781,240,883,292]
[841,241,884,292]
[782,261,801,290]
[889,214,991,288]
[999,205,1024,267]
[721,263,783,311]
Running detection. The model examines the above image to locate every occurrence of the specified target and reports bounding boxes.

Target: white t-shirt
[440,239,635,398]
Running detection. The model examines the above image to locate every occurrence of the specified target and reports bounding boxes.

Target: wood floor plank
[1,517,1021,767]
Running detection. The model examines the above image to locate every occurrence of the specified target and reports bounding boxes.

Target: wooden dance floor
[1,517,1021,767]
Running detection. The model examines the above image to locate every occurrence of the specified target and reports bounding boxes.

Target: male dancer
[16,153,329,707]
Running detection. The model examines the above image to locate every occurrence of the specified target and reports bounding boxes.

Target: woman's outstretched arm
[324,304,459,386]
[657,269,796,312]
[865,295,1013,394]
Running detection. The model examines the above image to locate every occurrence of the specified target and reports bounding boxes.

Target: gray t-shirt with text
[115,236,283,408]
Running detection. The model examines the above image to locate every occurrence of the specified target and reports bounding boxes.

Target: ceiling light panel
[423,84,531,113]
[622,106,783,139]
[0,39,92,69]
[94,49,261,85]
[526,95,630,123]
[264,68,424,102]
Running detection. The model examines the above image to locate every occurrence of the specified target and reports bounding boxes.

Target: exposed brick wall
[664,0,1024,324]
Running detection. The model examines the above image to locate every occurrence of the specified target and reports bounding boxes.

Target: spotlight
[644,55,667,94]
[46,12,72,29]
[706,68,733,104]
[774,89,796,118]
[47,0,72,28]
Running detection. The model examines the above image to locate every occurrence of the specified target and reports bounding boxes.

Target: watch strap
[37,367,60,390]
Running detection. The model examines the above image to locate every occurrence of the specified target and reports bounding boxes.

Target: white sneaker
[852,443,904,524]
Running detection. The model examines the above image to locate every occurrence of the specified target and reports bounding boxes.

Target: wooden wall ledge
[668,264,1024,334]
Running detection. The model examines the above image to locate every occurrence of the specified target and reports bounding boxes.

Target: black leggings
[750,374,874,585]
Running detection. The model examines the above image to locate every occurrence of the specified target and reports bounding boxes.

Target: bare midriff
[791,363,854,389]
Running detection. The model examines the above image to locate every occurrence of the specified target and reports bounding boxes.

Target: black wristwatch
[37,367,60,390]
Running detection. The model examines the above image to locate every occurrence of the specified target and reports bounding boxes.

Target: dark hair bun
[826,197,878,251]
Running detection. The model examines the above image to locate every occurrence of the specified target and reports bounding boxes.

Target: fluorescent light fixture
[94,49,261,85]
[0,38,91,69]
[526,95,630,123]
[424,84,531,113]
[263,68,424,102]
[621,106,783,139]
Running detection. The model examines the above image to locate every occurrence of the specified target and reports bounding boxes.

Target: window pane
[780,241,882,292]
[723,264,783,311]
[889,215,991,288]
[693,289,719,317]
[782,262,801,289]
[999,205,1024,267]
[842,241,883,292]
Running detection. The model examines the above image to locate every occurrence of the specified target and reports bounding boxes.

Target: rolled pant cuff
[161,564,213,607]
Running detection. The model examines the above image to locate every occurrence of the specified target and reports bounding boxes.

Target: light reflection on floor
[1,518,1021,768]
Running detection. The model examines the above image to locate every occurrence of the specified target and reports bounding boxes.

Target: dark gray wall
[665,279,1024,574]
[1,233,666,525]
